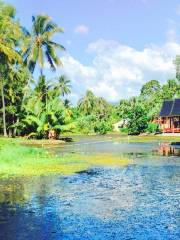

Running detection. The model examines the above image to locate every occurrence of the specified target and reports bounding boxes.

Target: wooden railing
[163,128,180,133]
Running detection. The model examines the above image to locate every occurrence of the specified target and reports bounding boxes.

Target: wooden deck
[163,128,180,133]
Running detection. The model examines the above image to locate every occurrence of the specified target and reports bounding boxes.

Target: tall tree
[0,2,22,136]
[78,90,97,116]
[162,79,180,99]
[140,80,162,118]
[56,75,71,97]
[173,55,180,82]
[140,80,161,98]
[23,14,65,75]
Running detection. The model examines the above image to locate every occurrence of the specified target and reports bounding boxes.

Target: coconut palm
[56,75,71,97]
[95,97,110,119]
[78,90,96,115]
[0,3,22,136]
[23,14,65,75]
[64,99,71,108]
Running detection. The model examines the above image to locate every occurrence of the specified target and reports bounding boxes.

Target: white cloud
[60,39,180,103]
[74,25,89,34]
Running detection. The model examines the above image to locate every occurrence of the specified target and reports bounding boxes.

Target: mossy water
[0,138,130,178]
[0,136,179,239]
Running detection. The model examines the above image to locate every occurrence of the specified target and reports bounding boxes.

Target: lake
[0,136,180,240]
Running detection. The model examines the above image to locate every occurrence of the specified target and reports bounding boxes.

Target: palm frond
[43,21,59,33]
[46,44,62,66]
[38,15,50,34]
[28,60,37,74]
[48,41,65,51]
[21,26,30,36]
[44,27,64,39]
[0,42,22,63]
[22,46,32,64]
[45,50,56,71]
[38,47,44,68]
[23,14,64,73]
[32,15,38,35]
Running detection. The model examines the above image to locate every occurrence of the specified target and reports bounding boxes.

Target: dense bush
[119,127,129,134]
[76,115,95,134]
[0,0,180,138]
[94,120,112,135]
[146,123,159,133]
[126,105,149,135]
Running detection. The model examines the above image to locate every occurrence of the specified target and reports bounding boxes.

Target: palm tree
[0,3,22,136]
[56,75,71,97]
[95,97,110,119]
[23,14,65,75]
[78,90,96,115]
[64,99,71,108]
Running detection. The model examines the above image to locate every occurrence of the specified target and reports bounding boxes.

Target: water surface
[0,137,179,240]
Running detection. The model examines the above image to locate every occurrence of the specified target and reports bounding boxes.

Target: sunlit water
[0,137,180,240]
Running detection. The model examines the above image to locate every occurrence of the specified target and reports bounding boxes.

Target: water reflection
[158,143,180,156]
[0,140,180,239]
[0,178,26,205]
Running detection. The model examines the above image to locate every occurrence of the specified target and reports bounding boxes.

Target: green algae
[0,138,130,179]
[0,138,87,178]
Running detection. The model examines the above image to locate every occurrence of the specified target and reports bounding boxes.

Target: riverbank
[64,133,180,143]
[0,137,130,178]
[0,137,179,240]
[0,134,180,179]
[119,134,180,143]
[0,138,86,178]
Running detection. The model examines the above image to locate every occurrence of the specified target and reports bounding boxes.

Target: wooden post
[172,117,174,133]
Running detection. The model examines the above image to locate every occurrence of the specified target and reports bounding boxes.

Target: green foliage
[0,2,70,138]
[94,120,112,135]
[146,123,159,133]
[117,77,180,135]
[19,75,69,138]
[22,14,65,74]
[162,79,180,99]
[76,91,113,134]
[119,127,128,134]
[0,0,179,138]
[125,101,149,135]
[140,80,161,97]
[55,75,71,97]
[0,138,88,178]
[76,115,95,134]
[173,55,180,82]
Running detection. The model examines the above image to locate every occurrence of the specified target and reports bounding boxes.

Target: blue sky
[6,0,180,102]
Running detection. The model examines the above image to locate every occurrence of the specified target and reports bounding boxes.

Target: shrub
[146,122,158,133]
[94,121,112,135]
[76,116,94,134]
[126,105,149,135]
[119,127,128,134]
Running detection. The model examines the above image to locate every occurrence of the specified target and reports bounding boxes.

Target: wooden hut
[159,98,180,133]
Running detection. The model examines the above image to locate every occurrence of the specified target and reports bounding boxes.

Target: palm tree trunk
[0,77,7,137]
[40,68,48,111]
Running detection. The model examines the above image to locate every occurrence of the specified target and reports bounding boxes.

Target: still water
[0,137,180,240]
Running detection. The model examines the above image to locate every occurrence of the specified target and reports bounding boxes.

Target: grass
[0,138,130,179]
[0,133,179,178]
[0,138,87,178]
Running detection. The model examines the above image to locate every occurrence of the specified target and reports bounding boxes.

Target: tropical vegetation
[0,0,180,137]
